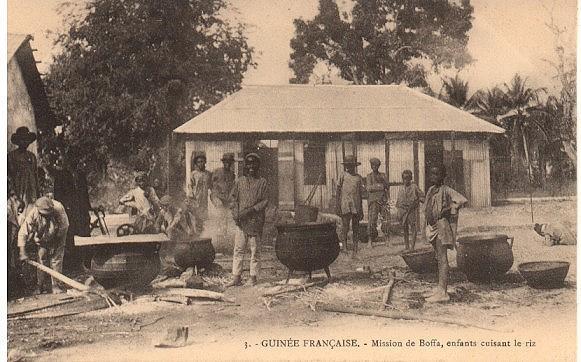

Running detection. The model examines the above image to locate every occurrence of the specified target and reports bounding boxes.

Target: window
[304,141,327,185]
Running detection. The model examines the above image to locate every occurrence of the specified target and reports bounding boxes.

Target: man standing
[18,196,69,294]
[211,153,236,240]
[188,152,212,233]
[365,158,389,248]
[8,127,40,207]
[336,155,365,259]
[226,153,268,287]
[424,165,467,303]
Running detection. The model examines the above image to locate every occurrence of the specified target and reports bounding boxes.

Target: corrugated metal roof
[174,85,504,135]
[8,33,32,63]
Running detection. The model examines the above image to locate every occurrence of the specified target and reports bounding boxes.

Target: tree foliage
[45,0,254,177]
[289,0,474,86]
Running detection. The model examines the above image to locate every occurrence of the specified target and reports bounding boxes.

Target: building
[7,33,55,154]
[174,85,504,211]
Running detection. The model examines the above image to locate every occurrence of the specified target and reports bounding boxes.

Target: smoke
[200,203,238,254]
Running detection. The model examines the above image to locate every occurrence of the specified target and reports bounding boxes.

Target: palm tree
[439,74,478,110]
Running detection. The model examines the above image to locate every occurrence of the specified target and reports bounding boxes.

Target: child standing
[396,170,425,251]
[336,155,365,259]
[365,158,389,248]
[424,165,467,303]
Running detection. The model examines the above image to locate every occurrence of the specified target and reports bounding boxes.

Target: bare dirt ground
[8,200,577,362]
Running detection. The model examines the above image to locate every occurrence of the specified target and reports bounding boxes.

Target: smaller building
[7,33,55,154]
[174,85,504,210]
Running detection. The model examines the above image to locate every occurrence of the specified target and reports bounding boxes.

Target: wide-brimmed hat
[11,127,37,146]
[35,196,54,215]
[370,157,381,166]
[342,155,361,166]
[221,153,235,162]
[245,153,261,162]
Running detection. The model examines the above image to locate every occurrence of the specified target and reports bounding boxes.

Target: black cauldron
[173,238,215,270]
[275,222,340,282]
[90,244,160,289]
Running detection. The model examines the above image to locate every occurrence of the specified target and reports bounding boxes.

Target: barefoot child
[396,170,424,251]
[424,165,467,303]
[336,155,365,259]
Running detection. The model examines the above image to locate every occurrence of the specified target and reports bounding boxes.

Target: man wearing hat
[211,153,237,240]
[365,158,389,247]
[120,172,161,233]
[336,155,365,259]
[17,196,69,294]
[188,152,212,233]
[8,126,40,206]
[226,153,268,287]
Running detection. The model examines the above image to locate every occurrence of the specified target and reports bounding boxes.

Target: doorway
[424,140,444,191]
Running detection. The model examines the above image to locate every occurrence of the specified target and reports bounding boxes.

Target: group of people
[119,152,269,287]
[336,155,468,303]
[7,127,87,296]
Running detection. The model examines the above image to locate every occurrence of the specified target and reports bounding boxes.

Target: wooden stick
[157,288,234,303]
[381,271,396,310]
[8,299,77,318]
[262,279,328,297]
[319,303,512,333]
[26,260,90,291]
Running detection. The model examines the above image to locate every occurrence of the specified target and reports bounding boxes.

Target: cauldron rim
[457,233,509,244]
[275,221,336,231]
[518,261,570,272]
[174,237,213,244]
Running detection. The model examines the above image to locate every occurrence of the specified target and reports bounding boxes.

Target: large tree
[289,0,474,86]
[45,0,254,176]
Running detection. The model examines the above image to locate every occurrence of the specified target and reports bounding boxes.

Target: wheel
[116,223,136,237]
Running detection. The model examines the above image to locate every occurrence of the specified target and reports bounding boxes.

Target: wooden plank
[75,233,170,246]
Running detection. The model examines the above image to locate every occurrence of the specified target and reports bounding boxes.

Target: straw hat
[35,197,54,215]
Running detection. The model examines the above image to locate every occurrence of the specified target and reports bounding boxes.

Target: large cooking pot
[275,222,340,281]
[173,238,215,270]
[456,233,514,282]
[90,244,160,289]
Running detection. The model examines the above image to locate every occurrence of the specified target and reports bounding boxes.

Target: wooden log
[381,271,396,310]
[262,279,328,297]
[319,303,512,332]
[26,260,90,292]
[8,298,77,318]
[156,288,234,303]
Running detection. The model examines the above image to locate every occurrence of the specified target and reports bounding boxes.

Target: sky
[7,0,578,95]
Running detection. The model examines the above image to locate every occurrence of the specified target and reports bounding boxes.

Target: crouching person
[18,196,69,294]
[424,166,467,303]
[226,153,268,287]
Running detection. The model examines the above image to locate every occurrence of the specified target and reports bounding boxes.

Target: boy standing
[227,153,269,287]
[189,153,212,233]
[424,165,467,303]
[396,170,425,251]
[336,155,365,259]
[365,158,389,248]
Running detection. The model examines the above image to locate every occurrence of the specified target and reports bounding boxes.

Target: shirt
[18,200,69,247]
[229,176,269,236]
[189,170,212,219]
[211,168,236,205]
[424,184,468,226]
[337,171,364,215]
[396,184,424,211]
[365,171,389,203]
[120,186,160,219]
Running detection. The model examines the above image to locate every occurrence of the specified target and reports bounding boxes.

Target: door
[424,140,444,190]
